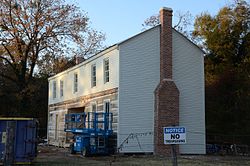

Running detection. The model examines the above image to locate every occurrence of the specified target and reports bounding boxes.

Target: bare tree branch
[0,0,106,113]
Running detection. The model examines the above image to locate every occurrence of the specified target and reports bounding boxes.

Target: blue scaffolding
[64,112,113,156]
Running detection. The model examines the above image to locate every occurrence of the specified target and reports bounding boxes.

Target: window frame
[60,80,64,97]
[103,58,109,83]
[73,73,78,93]
[90,102,97,128]
[91,64,96,87]
[91,102,97,112]
[104,99,111,113]
[52,81,57,99]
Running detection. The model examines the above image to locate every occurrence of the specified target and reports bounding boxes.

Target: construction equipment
[64,112,114,156]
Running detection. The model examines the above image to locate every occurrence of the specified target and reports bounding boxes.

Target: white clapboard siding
[172,30,206,154]
[118,27,160,152]
[48,46,119,105]
[47,25,205,154]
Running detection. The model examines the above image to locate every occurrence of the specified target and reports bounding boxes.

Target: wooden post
[171,144,178,166]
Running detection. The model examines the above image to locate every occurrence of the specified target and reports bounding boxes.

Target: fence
[37,127,250,156]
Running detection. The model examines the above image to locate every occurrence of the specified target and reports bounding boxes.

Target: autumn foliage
[0,0,105,121]
[193,0,250,143]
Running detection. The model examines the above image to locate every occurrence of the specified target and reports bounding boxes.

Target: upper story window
[73,73,78,93]
[104,58,109,83]
[52,81,56,99]
[91,64,96,87]
[60,80,63,97]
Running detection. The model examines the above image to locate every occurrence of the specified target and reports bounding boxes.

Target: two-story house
[48,7,205,155]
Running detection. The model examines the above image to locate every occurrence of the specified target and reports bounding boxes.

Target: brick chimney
[154,7,180,156]
[75,56,85,64]
[160,7,173,80]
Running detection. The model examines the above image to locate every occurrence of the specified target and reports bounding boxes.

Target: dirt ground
[33,145,250,166]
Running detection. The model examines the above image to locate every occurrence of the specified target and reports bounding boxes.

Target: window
[60,80,63,97]
[49,113,53,122]
[104,58,109,83]
[55,114,59,140]
[52,81,56,99]
[90,102,97,128]
[91,64,96,87]
[73,73,78,93]
[104,100,111,130]
[104,100,110,113]
[91,102,97,112]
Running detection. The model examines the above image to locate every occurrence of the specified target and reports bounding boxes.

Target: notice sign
[164,127,186,144]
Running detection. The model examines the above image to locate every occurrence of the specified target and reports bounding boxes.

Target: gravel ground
[33,145,250,166]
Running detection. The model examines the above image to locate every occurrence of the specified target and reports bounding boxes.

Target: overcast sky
[70,0,233,46]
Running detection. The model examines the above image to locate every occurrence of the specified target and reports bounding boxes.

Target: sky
[70,0,232,46]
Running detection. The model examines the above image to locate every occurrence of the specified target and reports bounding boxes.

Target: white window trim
[103,58,109,84]
[60,80,64,97]
[103,99,111,113]
[91,64,96,87]
[55,114,59,140]
[91,102,97,112]
[89,102,97,128]
[73,73,78,93]
[52,81,57,99]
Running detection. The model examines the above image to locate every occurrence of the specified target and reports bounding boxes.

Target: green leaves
[194,0,250,140]
[193,0,250,67]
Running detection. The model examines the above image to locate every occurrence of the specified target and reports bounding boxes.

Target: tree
[38,55,77,76]
[0,0,105,115]
[193,0,250,143]
[142,11,193,39]
[193,0,250,68]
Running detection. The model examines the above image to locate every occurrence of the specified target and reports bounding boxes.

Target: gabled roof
[116,25,160,45]
[49,25,205,80]
[117,25,205,54]
[48,44,118,80]
[172,28,205,54]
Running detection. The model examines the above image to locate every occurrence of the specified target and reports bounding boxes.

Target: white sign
[164,127,186,144]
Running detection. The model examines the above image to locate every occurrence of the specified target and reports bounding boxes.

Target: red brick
[154,7,179,156]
